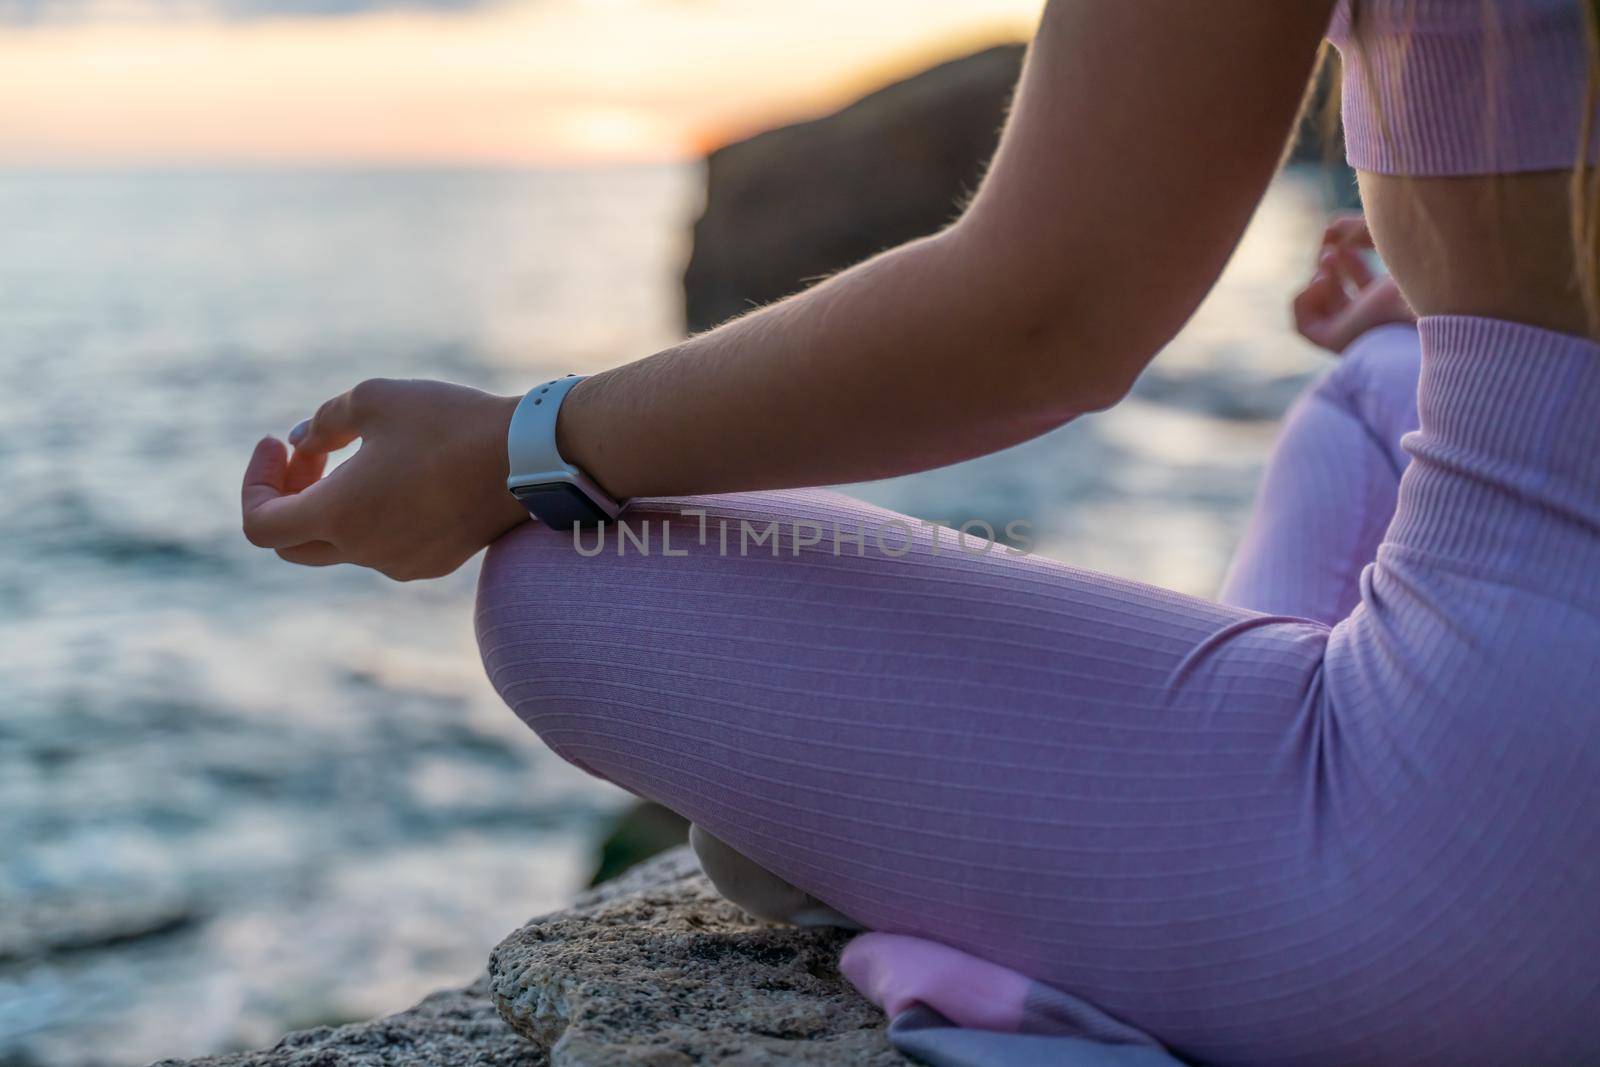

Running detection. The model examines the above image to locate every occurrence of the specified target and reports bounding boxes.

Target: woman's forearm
[555,223,1118,501]
[243,2,1334,580]
[555,1,1334,502]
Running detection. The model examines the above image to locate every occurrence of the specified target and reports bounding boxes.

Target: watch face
[511,482,613,531]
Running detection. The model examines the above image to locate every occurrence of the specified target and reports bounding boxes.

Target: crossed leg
[691,325,1424,934]
[1219,324,1420,620]
[473,327,1433,1064]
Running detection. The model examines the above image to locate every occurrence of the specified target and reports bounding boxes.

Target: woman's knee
[1309,324,1422,467]
[1317,324,1421,417]
[474,489,884,771]
[475,520,604,769]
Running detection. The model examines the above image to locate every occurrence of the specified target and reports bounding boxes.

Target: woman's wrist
[484,391,532,527]
[552,373,625,500]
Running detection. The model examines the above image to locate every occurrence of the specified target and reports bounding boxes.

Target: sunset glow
[0,0,1043,166]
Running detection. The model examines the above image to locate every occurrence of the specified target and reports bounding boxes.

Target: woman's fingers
[241,437,337,549]
[1329,243,1375,291]
[276,540,344,567]
[242,436,290,510]
[1321,214,1374,253]
[1292,266,1359,353]
[1296,214,1411,355]
[289,380,389,455]
[284,446,328,494]
[1316,250,1346,294]
[243,378,525,580]
[1316,278,1415,353]
[1293,268,1343,325]
[1320,216,1377,293]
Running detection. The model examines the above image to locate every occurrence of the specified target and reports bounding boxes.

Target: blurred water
[0,164,1338,1066]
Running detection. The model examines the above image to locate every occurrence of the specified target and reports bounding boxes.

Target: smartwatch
[505,374,624,530]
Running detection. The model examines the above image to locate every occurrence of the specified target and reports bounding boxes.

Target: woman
[242,3,1600,1063]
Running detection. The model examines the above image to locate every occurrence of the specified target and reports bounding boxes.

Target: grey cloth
[889,1006,1188,1067]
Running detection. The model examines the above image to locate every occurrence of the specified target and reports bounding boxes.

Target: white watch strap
[506,374,587,488]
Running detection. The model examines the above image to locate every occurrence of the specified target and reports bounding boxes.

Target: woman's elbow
[935,236,1150,421]
[1004,313,1146,425]
[1061,349,1141,415]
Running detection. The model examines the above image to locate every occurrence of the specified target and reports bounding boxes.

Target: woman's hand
[241,379,528,581]
[1292,215,1415,354]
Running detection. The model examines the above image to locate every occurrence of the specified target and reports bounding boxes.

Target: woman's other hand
[1292,215,1415,355]
[241,379,528,581]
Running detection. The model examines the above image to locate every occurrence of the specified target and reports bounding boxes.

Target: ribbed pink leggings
[477,318,1600,1066]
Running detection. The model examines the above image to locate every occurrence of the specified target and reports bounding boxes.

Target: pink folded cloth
[843,933,1186,1065]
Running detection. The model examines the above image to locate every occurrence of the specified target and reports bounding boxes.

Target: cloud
[0,0,507,23]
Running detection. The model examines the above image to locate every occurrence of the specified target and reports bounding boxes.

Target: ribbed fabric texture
[478,316,1600,1065]
[1328,0,1598,175]
[1220,324,1421,624]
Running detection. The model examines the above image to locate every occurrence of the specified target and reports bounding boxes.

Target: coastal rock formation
[683,43,1024,333]
[156,849,899,1067]
[150,980,535,1067]
[488,848,900,1066]
[682,42,1351,334]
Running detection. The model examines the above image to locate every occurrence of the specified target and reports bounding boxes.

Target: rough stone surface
[154,849,898,1067]
[150,980,541,1067]
[488,849,902,1066]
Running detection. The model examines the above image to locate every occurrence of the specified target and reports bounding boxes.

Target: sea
[0,163,1342,1066]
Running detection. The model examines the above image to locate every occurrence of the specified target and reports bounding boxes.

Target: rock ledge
[489,849,897,1067]
[157,849,897,1066]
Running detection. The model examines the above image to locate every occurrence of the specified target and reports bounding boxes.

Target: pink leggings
[476,318,1600,1066]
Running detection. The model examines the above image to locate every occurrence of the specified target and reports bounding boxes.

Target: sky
[0,0,1043,166]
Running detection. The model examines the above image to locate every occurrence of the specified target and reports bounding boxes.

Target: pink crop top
[1328,0,1598,176]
